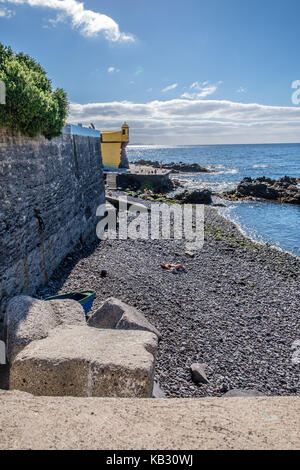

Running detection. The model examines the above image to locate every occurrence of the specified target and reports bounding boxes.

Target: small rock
[185,251,195,258]
[190,363,209,385]
[219,383,229,393]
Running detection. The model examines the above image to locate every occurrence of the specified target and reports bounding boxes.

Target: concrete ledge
[0,391,299,450]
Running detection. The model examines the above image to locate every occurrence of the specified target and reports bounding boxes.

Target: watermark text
[291,80,300,105]
[96,197,204,251]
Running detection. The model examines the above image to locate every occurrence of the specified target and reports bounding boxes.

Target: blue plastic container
[44,290,96,315]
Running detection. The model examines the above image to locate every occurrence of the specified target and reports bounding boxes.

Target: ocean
[127,143,300,256]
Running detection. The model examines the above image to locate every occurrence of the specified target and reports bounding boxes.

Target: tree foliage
[0,44,68,139]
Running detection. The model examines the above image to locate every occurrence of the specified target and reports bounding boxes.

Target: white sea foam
[174,177,236,193]
[216,168,239,175]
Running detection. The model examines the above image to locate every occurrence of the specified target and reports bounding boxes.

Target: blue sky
[1,0,300,144]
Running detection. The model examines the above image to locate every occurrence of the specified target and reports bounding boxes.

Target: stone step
[0,392,299,449]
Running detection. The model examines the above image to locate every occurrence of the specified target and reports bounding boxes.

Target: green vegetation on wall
[0,44,68,140]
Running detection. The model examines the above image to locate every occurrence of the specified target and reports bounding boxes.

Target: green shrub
[0,44,68,139]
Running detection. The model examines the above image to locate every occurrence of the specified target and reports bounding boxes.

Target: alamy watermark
[96,197,204,252]
[291,80,300,105]
[0,80,6,105]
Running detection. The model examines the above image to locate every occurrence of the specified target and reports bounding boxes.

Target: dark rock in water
[223,176,300,205]
[172,178,184,188]
[190,363,209,385]
[175,189,213,205]
[133,159,212,173]
[164,162,212,173]
[223,388,264,398]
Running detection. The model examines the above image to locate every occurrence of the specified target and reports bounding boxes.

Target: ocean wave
[252,164,270,168]
[175,178,237,193]
[216,168,239,175]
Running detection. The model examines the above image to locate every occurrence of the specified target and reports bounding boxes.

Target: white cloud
[68,98,300,144]
[161,83,178,93]
[181,81,220,99]
[108,67,120,73]
[237,87,247,93]
[0,6,14,17]
[0,0,134,42]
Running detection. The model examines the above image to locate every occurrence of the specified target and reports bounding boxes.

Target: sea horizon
[129,142,300,147]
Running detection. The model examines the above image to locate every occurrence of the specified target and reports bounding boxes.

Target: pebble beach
[37,192,300,398]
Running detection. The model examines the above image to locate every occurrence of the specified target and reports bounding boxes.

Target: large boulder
[10,326,157,398]
[236,179,278,200]
[47,299,86,328]
[88,297,161,340]
[4,296,86,363]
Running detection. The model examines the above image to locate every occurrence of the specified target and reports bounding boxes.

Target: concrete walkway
[0,391,299,450]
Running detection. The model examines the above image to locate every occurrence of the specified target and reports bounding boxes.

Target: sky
[1,0,300,144]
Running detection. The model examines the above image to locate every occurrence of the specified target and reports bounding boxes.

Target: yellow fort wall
[102,131,123,143]
[101,142,122,168]
[101,124,129,169]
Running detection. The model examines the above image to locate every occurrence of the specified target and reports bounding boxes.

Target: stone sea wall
[0,127,105,323]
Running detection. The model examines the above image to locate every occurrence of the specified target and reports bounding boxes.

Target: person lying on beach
[160,263,187,273]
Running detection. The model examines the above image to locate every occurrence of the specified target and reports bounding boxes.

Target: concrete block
[5,296,86,363]
[10,326,158,398]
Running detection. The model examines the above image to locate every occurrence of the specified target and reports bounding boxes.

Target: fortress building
[101,123,130,170]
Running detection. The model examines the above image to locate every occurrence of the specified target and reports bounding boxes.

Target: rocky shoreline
[36,192,300,399]
[223,176,300,205]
